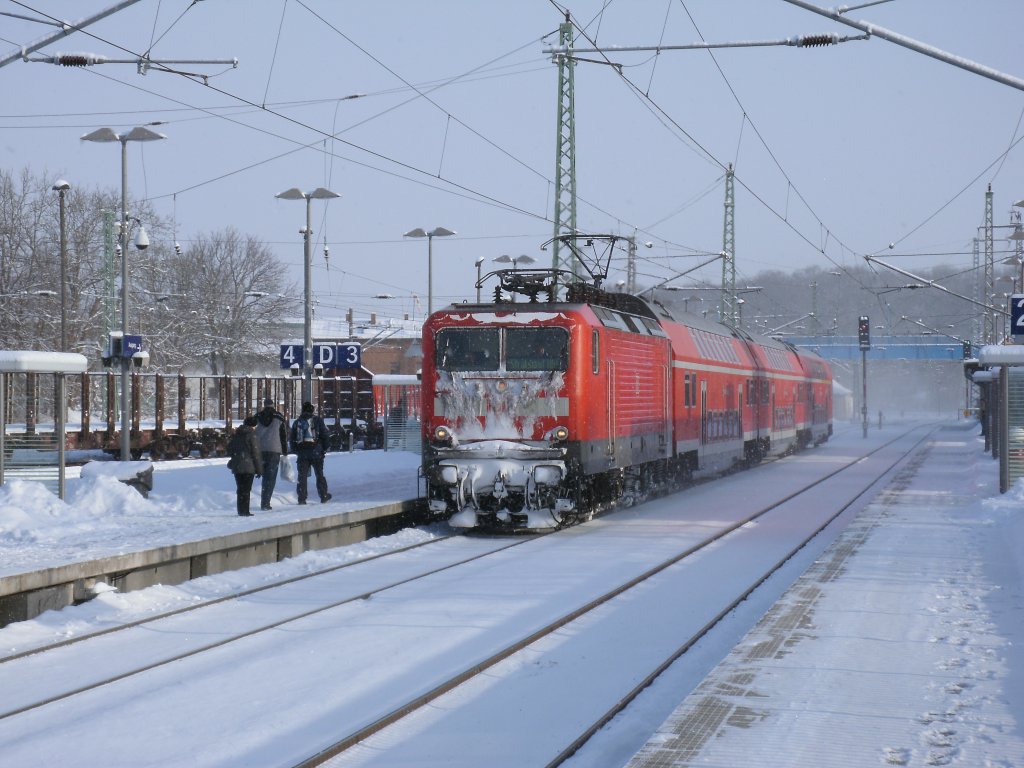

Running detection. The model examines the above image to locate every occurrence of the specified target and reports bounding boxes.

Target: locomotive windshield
[435,326,568,372]
[505,327,568,372]
[436,328,500,371]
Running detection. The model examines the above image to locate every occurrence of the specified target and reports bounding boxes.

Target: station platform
[0,449,423,627]
[626,421,1024,767]
[0,499,417,627]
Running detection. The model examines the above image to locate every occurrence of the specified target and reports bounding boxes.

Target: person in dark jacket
[227,415,262,516]
[255,398,288,511]
[289,401,332,505]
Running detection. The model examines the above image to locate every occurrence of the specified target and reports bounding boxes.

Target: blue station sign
[1010,294,1024,338]
[279,343,361,370]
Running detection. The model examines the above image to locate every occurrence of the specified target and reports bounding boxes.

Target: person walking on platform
[255,398,288,510]
[227,415,262,516]
[290,401,332,505]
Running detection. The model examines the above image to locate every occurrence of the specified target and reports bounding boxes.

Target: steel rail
[0,534,457,665]
[547,424,938,766]
[296,423,935,767]
[0,534,537,721]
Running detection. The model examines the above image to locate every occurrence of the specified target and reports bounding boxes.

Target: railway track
[0,424,937,767]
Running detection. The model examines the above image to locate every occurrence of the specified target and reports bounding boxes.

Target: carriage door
[700,380,708,447]
[607,360,617,462]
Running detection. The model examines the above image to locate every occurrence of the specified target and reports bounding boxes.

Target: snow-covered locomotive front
[422,311,580,530]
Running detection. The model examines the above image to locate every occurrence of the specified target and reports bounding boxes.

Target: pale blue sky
[2,1,1022,324]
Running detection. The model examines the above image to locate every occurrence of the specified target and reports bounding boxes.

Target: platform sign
[279,344,304,369]
[123,335,143,356]
[1010,295,1024,338]
[280,343,361,370]
[334,343,361,369]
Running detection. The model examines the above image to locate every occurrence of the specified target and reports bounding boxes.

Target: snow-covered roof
[978,344,1024,365]
[0,351,88,374]
[279,315,423,342]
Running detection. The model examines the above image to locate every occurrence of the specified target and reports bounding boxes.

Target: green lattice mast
[984,184,994,343]
[720,164,736,325]
[551,11,577,292]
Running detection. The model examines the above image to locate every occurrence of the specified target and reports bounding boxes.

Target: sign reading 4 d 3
[1010,295,1024,338]
[279,343,362,370]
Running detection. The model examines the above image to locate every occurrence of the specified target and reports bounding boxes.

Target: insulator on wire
[797,34,837,48]
[56,54,92,67]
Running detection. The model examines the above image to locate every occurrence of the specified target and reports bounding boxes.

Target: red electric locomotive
[420,257,831,532]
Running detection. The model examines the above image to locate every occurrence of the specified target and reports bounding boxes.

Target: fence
[372,375,422,451]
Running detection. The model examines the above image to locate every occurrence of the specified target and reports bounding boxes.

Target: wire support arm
[865,254,1009,317]
[543,33,869,56]
[781,0,1024,93]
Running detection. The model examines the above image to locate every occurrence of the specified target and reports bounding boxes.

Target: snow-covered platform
[626,421,1024,767]
[0,450,423,626]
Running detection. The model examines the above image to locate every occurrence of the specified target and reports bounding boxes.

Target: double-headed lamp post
[403,226,455,315]
[51,179,70,351]
[275,187,340,404]
[82,125,165,461]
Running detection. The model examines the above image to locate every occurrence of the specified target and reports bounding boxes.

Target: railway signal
[857,315,870,438]
[858,315,871,350]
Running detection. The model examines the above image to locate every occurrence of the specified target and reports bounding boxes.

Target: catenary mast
[721,164,736,325]
[551,12,578,292]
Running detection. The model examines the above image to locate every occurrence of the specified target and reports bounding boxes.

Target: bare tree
[0,168,294,374]
[154,227,297,374]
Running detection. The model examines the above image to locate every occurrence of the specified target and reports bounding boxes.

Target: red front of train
[420,297,672,530]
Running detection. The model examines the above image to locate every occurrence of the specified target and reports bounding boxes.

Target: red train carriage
[793,348,833,447]
[420,272,831,532]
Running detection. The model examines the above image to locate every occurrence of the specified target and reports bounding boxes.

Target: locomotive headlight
[433,425,455,445]
[533,465,562,486]
[546,425,569,443]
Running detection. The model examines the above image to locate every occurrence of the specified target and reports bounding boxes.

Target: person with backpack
[255,398,288,511]
[226,415,262,516]
[290,401,332,505]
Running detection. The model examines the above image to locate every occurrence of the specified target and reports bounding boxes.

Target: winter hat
[301,401,315,414]
[263,398,274,408]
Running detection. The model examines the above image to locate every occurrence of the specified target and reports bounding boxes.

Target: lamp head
[52,179,71,192]
[134,226,149,251]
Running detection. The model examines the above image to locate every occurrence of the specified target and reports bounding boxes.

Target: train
[419,258,832,533]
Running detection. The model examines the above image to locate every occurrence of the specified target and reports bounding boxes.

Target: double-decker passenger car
[420,270,831,532]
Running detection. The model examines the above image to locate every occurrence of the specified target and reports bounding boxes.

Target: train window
[594,307,630,332]
[592,329,600,374]
[683,373,698,408]
[620,314,641,333]
[435,328,500,372]
[640,317,667,337]
[506,327,569,372]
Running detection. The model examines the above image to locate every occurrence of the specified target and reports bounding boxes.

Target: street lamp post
[82,126,165,461]
[403,226,455,315]
[276,187,340,404]
[52,179,70,351]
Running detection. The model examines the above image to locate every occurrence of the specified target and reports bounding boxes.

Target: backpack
[295,417,315,445]
[226,432,249,471]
